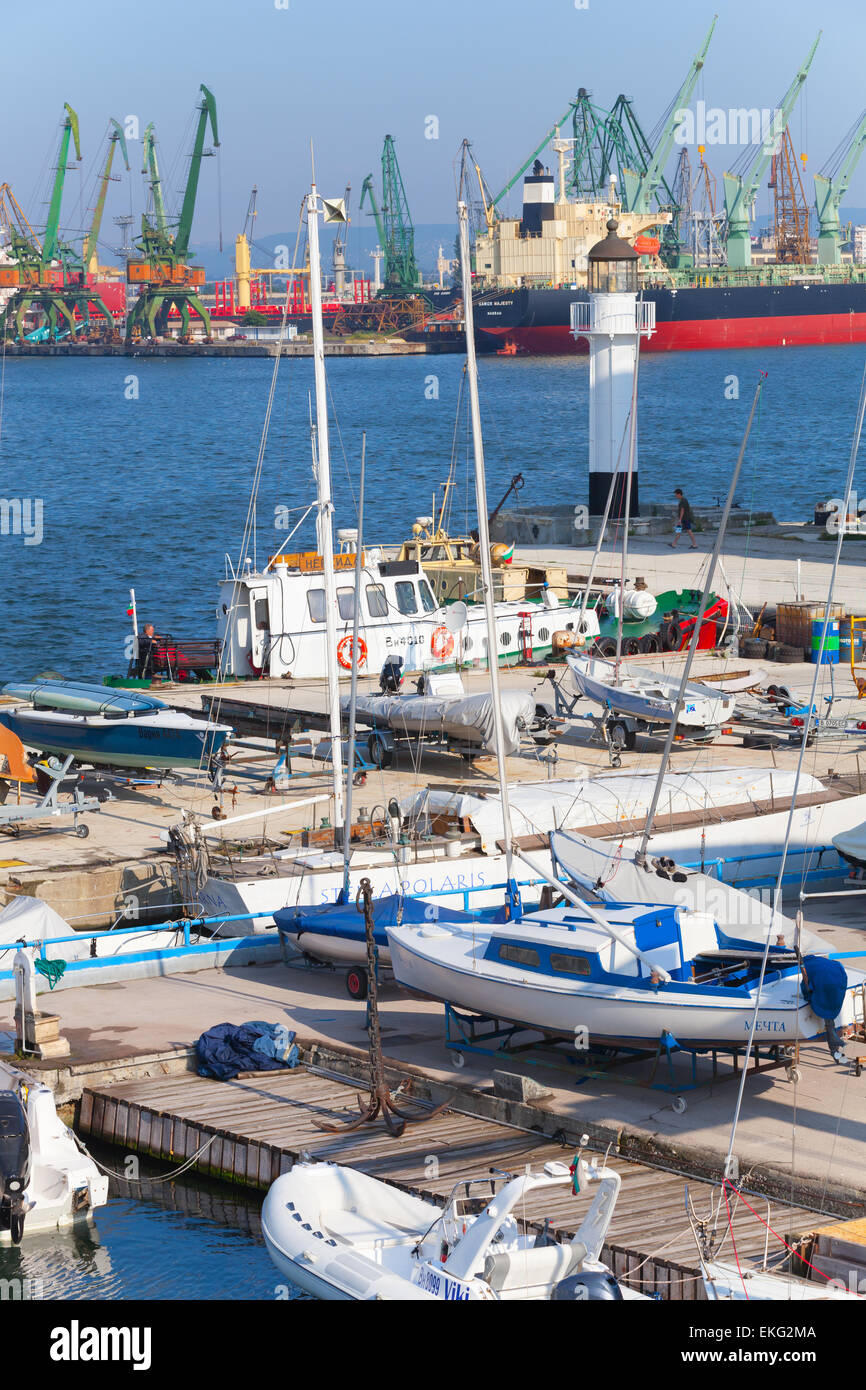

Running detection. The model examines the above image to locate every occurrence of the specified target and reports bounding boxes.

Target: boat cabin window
[418,580,437,612]
[395,581,418,615]
[549,952,591,976]
[254,598,269,630]
[307,589,325,624]
[366,583,388,618]
[337,587,357,622]
[498,942,540,967]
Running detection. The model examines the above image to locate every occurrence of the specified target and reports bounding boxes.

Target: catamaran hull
[386,935,836,1051]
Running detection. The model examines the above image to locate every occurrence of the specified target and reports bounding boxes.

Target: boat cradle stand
[443,1004,802,1112]
[0,755,102,839]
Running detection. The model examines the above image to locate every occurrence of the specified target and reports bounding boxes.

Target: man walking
[670,488,697,549]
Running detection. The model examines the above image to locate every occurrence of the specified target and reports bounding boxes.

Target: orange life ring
[337,635,367,670]
[431,625,454,660]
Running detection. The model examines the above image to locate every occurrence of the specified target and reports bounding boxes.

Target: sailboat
[387,355,866,1058]
[566,653,736,735]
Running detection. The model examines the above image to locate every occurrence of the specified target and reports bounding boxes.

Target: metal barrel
[811,617,840,664]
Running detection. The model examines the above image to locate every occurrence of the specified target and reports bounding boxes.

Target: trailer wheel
[75,822,90,839]
[609,720,636,751]
[352,770,367,787]
[672,1096,687,1114]
[450,1050,466,1069]
[345,968,368,1001]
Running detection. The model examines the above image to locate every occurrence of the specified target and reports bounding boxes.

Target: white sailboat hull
[387,929,830,1049]
[566,655,736,730]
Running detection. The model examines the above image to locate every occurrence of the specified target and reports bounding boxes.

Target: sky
[2,0,866,261]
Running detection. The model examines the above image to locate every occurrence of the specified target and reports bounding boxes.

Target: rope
[76,1130,218,1184]
[34,957,66,989]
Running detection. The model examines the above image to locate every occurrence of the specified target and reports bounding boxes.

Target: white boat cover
[0,895,73,947]
[343,689,535,756]
[403,767,824,853]
[549,829,829,956]
[832,820,866,866]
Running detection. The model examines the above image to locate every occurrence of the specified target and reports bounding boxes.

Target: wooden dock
[79,1065,826,1300]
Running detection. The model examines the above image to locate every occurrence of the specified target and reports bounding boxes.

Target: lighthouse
[571,219,655,518]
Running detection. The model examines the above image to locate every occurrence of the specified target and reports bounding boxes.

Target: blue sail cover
[275,893,479,949]
[801,954,848,1021]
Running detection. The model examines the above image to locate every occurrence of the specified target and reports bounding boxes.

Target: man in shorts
[670,488,697,549]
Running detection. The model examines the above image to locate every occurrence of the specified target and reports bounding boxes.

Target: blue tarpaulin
[275,893,483,949]
[802,955,847,1021]
[196,1021,299,1081]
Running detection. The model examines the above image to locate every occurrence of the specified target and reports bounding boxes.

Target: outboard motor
[380,656,404,694]
[553,1269,624,1301]
[0,1089,31,1245]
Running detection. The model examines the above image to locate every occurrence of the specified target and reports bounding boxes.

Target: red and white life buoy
[337,635,368,670]
[431,625,454,660]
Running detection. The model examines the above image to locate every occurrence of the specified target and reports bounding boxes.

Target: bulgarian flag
[500,543,514,566]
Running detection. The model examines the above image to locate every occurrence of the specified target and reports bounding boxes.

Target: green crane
[723,33,821,269]
[814,109,866,265]
[0,104,115,343]
[126,84,219,342]
[359,136,418,293]
[83,119,130,276]
[620,16,717,217]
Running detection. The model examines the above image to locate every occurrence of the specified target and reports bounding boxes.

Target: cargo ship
[472,165,866,355]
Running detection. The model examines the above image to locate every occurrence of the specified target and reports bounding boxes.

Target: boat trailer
[0,755,103,839]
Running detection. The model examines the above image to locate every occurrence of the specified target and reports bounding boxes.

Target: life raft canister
[431,626,454,660]
[337,635,368,670]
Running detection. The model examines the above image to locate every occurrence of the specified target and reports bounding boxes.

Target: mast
[635,378,764,864]
[342,435,366,899]
[458,201,520,917]
[307,181,345,837]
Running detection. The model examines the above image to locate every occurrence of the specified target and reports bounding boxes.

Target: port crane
[125,84,219,342]
[619,15,716,229]
[332,182,351,294]
[722,33,820,269]
[0,104,115,342]
[359,136,419,294]
[83,120,130,276]
[768,129,811,264]
[814,108,866,266]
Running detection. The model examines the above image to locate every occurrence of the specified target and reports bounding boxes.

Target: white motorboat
[0,1058,108,1244]
[386,898,863,1052]
[217,550,597,682]
[566,653,736,733]
[262,1156,647,1301]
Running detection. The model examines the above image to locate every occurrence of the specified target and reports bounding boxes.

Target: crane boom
[723,32,821,268]
[490,104,574,209]
[83,119,130,275]
[142,124,168,234]
[175,84,219,259]
[43,104,80,263]
[621,15,717,215]
[815,108,866,265]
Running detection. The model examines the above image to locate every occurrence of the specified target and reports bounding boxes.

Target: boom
[43,104,80,263]
[621,15,717,215]
[83,119,130,276]
[815,108,866,265]
[142,124,168,234]
[723,32,821,268]
[175,83,219,259]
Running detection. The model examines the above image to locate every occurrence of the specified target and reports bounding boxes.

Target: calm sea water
[0,344,864,679]
[0,1146,299,1301]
